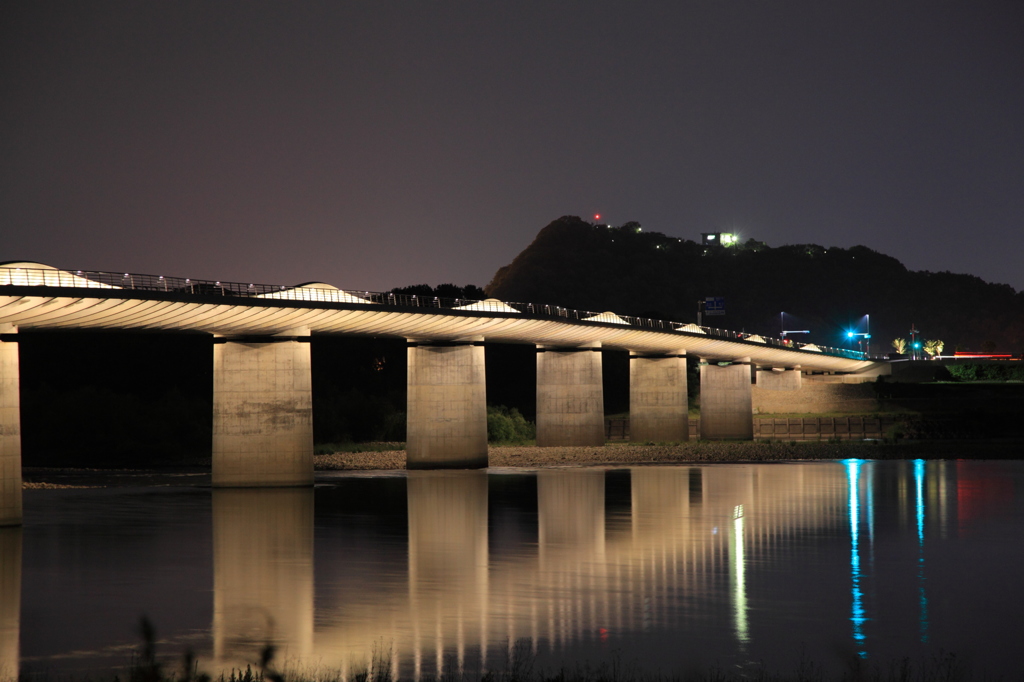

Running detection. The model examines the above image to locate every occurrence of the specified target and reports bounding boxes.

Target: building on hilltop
[701,232,739,247]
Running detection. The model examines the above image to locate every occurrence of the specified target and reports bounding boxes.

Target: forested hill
[485,216,1024,354]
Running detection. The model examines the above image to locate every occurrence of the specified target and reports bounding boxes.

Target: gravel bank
[312,443,860,471]
[313,440,1020,471]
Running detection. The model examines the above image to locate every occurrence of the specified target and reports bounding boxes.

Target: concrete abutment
[212,331,314,487]
[755,366,802,392]
[406,342,488,469]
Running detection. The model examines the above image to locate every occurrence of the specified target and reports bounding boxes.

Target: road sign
[705,296,725,316]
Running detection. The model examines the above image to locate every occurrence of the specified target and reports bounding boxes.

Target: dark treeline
[19,331,600,465]
[390,283,487,300]
[486,216,1024,354]
[18,330,213,466]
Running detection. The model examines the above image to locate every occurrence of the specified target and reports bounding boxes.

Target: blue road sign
[705,297,725,315]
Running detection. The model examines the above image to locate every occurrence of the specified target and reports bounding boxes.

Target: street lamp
[780,312,810,346]
[845,315,871,355]
[846,330,872,354]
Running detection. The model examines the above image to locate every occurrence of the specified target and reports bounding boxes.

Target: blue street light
[847,319,872,354]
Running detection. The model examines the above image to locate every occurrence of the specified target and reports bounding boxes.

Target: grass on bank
[314,406,535,454]
[39,618,992,682]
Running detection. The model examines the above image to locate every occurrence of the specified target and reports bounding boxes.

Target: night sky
[3,2,1022,294]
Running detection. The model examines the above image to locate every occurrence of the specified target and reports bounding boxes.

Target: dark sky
[3,1,1022,293]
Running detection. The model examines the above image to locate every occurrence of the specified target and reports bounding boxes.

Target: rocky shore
[313,439,1022,471]
[22,440,1020,489]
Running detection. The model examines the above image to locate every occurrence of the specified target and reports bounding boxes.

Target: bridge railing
[0,265,866,360]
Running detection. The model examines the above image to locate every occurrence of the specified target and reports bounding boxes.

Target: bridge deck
[0,263,876,372]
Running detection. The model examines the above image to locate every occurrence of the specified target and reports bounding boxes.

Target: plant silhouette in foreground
[115,621,985,682]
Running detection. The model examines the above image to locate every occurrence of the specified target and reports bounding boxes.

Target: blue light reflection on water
[914,459,929,643]
[845,459,868,657]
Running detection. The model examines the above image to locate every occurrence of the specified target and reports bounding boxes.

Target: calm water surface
[4,460,1023,679]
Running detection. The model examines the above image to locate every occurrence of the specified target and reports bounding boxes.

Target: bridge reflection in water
[209,464,851,679]
[212,489,315,666]
[12,460,1021,680]
[0,527,20,682]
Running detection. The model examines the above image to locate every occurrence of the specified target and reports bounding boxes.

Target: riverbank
[314,439,1024,470]
[20,440,1022,488]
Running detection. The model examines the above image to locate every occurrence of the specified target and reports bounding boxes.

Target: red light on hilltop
[594,213,601,221]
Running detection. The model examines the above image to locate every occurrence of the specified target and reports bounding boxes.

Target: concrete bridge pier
[406,341,488,469]
[699,358,754,440]
[630,350,688,443]
[0,326,22,527]
[536,345,605,447]
[212,329,314,487]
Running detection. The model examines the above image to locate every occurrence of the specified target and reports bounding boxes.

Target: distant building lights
[701,232,740,247]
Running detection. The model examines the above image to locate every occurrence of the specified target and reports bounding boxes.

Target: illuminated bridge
[0,263,886,525]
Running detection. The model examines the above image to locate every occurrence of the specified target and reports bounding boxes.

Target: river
[5,460,1023,680]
